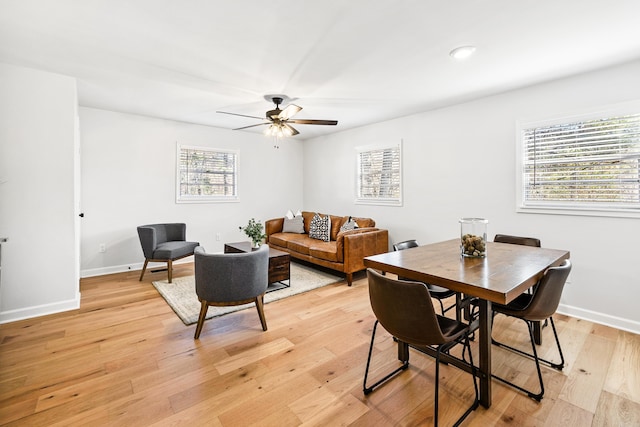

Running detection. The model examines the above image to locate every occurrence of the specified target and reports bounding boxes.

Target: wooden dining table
[363,238,570,408]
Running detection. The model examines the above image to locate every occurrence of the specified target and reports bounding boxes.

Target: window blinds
[357,145,401,202]
[178,146,237,199]
[522,113,640,209]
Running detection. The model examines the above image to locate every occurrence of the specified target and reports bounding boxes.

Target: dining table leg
[477,299,492,408]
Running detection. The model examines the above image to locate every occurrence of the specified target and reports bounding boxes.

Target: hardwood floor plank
[545,398,594,425]
[296,392,369,426]
[604,330,640,405]
[216,372,320,425]
[559,334,616,412]
[593,390,640,427]
[1,263,639,426]
[214,337,294,375]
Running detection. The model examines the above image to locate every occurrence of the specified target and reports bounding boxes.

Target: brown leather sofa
[265,211,389,286]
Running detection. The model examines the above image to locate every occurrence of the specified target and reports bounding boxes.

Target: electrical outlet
[99,243,106,253]
[216,233,221,241]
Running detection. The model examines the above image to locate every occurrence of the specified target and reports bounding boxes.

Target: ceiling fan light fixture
[449,45,476,60]
[265,123,290,138]
[220,95,337,137]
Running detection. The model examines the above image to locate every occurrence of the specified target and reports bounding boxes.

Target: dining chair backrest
[494,234,541,248]
[519,260,571,322]
[367,268,448,346]
[393,239,419,251]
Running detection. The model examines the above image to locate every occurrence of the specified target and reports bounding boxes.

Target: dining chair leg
[435,346,441,427]
[363,320,409,395]
[194,300,209,339]
[491,319,545,401]
[548,317,565,370]
[435,337,479,427]
[492,316,564,370]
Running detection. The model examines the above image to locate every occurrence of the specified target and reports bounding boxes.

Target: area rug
[152,263,342,325]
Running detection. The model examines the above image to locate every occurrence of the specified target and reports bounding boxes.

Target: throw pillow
[282,215,304,233]
[309,213,331,242]
[285,209,302,220]
[340,216,359,232]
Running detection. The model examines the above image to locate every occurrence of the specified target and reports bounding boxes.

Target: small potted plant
[239,218,266,249]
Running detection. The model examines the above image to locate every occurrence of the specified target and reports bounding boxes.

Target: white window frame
[355,141,403,206]
[516,101,640,218]
[176,144,239,203]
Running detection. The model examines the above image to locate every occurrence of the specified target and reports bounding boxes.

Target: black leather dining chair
[493,234,541,248]
[490,260,572,401]
[393,240,456,315]
[363,269,478,426]
[493,234,546,343]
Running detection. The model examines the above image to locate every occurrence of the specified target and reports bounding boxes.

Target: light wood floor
[1,263,639,426]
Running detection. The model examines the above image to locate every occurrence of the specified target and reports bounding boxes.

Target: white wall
[3,59,638,333]
[79,108,304,276]
[303,59,640,334]
[0,63,80,323]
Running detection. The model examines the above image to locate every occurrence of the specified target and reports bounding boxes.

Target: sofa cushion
[302,211,315,234]
[269,233,312,255]
[353,217,375,228]
[268,233,291,248]
[329,215,344,241]
[309,213,331,242]
[287,235,313,255]
[309,241,339,262]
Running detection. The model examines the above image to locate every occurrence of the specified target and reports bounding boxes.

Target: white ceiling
[2,1,640,140]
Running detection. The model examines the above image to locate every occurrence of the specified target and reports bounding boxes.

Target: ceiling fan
[217,96,338,137]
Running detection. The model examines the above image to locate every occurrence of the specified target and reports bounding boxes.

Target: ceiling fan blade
[217,111,265,120]
[233,122,269,130]
[282,123,299,136]
[279,104,302,120]
[288,119,338,126]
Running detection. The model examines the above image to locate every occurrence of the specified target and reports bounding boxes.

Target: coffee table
[224,242,291,292]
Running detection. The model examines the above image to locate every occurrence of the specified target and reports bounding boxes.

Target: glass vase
[459,218,488,258]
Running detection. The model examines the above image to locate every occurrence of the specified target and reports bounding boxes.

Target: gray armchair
[137,223,199,283]
[193,245,269,339]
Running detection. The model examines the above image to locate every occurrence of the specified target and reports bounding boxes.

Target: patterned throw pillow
[309,213,331,242]
[340,216,359,232]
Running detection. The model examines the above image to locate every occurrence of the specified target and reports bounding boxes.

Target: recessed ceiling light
[449,45,476,60]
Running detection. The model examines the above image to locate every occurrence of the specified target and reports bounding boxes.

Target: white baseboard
[81,262,144,278]
[557,303,640,335]
[0,292,81,325]
[80,258,194,278]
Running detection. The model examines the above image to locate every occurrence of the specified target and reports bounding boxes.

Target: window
[518,104,640,216]
[176,144,238,203]
[356,142,402,206]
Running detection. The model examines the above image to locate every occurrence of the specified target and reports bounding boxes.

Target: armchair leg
[255,294,268,331]
[194,300,209,339]
[167,260,173,283]
[139,259,149,281]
